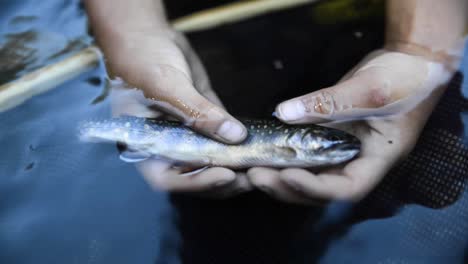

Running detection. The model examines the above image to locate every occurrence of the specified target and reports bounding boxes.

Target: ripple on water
[0,1,92,85]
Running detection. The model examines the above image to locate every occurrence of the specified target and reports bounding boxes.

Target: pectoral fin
[119,150,151,163]
[116,142,151,163]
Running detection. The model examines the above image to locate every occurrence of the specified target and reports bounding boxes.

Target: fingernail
[277,100,305,121]
[217,120,246,143]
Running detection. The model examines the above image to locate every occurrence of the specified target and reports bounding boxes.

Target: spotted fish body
[79,116,360,168]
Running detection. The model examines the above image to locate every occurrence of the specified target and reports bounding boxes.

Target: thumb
[275,70,404,124]
[105,35,247,144]
[140,65,247,144]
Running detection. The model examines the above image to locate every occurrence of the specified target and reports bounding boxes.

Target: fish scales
[79,116,360,168]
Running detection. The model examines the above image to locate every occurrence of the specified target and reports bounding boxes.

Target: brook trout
[79,116,360,168]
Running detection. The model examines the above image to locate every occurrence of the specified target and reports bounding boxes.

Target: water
[0,0,92,84]
[0,1,467,263]
[0,1,178,263]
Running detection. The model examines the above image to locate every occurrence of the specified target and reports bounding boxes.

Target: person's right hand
[98,26,251,196]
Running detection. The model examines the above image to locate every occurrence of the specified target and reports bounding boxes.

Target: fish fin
[119,150,151,163]
[179,166,210,177]
[116,141,152,163]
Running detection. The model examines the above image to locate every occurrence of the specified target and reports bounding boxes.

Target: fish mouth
[334,138,361,160]
[337,142,360,152]
[341,135,361,150]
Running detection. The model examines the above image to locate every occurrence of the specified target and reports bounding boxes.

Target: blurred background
[0,0,467,263]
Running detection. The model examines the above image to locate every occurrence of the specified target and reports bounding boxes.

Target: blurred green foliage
[312,0,385,24]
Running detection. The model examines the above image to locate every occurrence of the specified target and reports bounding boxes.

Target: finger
[137,160,236,192]
[275,72,394,124]
[197,172,254,199]
[134,65,246,144]
[248,168,326,205]
[107,36,246,144]
[279,156,390,201]
[275,52,440,124]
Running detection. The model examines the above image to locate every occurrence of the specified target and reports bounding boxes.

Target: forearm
[385,0,467,65]
[84,0,171,43]
[84,0,180,78]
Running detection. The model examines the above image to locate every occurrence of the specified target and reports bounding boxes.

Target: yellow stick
[0,47,101,112]
[0,0,316,112]
[172,0,317,32]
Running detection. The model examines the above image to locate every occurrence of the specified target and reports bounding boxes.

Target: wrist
[85,0,174,47]
[385,0,467,69]
[384,39,465,71]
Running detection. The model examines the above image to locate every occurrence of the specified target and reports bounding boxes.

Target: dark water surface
[0,1,467,264]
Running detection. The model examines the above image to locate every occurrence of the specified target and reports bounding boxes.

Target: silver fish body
[79,116,360,168]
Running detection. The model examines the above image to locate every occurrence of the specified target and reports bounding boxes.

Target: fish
[78,116,360,169]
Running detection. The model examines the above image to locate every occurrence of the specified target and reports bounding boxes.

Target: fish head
[287,127,361,166]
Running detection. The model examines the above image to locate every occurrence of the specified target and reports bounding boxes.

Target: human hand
[108,31,251,197]
[247,49,454,204]
[84,0,245,141]
[103,29,247,143]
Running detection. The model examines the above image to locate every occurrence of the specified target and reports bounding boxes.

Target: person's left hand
[247,49,454,204]
[110,32,253,198]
